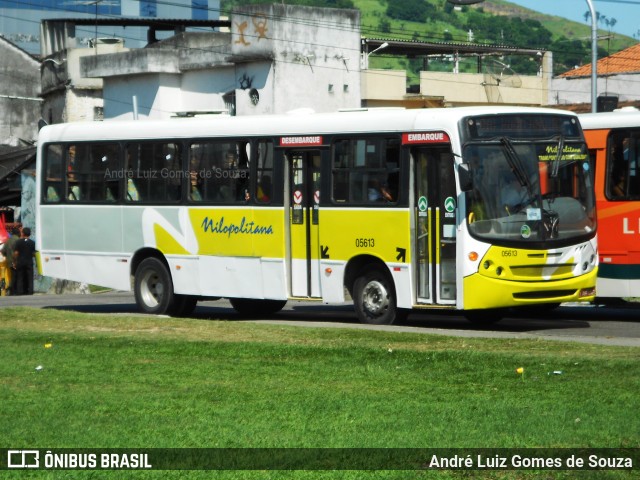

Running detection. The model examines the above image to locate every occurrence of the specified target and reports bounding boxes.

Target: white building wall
[104,74,180,120]
[64,88,102,123]
[181,67,236,113]
[234,62,274,115]
[550,74,640,106]
[88,4,361,120]
[420,71,548,107]
[231,4,361,114]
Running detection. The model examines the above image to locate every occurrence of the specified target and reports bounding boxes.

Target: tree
[386,0,430,23]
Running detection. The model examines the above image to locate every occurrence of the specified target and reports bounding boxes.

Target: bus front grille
[513,290,577,300]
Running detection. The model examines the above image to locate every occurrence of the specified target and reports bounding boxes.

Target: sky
[507,0,640,40]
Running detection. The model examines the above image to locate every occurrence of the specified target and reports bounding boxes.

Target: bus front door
[413,146,457,305]
[288,150,322,298]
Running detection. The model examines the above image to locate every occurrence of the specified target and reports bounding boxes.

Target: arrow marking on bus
[396,247,406,263]
[321,245,329,259]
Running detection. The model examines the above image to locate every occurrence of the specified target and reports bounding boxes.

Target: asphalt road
[1,292,639,347]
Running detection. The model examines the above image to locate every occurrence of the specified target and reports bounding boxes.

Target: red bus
[580,108,640,300]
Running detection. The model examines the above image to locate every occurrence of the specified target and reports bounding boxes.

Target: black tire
[463,308,504,325]
[169,294,198,317]
[134,257,175,315]
[229,298,287,316]
[353,267,397,325]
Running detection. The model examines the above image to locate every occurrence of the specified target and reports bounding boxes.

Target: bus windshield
[465,138,596,247]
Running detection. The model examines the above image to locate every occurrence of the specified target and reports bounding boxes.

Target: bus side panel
[140,207,287,300]
[65,206,124,253]
[39,206,67,282]
[585,128,640,297]
[189,256,285,299]
[596,203,640,297]
[39,206,65,251]
[190,207,287,299]
[40,205,131,291]
[318,208,413,308]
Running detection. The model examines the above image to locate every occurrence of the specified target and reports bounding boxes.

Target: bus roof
[38,106,578,144]
[578,108,640,130]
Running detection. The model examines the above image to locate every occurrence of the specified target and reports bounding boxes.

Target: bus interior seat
[127,179,141,202]
[68,185,81,201]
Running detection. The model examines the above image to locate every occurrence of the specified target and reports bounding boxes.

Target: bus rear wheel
[229,298,287,316]
[134,257,175,315]
[353,267,397,325]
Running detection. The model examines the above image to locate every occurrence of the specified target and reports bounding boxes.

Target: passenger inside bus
[501,173,527,214]
[367,177,394,202]
[257,175,271,203]
[612,169,626,197]
[189,155,203,202]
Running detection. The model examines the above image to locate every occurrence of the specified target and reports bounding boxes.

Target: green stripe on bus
[599,263,640,280]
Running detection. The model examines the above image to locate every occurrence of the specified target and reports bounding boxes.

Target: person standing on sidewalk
[1,227,21,295]
[13,227,36,295]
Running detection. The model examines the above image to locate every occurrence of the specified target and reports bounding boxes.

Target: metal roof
[42,17,231,30]
[362,38,545,57]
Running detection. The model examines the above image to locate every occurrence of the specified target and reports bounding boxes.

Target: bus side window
[630,136,640,197]
[89,143,121,202]
[160,143,182,201]
[125,144,142,202]
[331,137,400,205]
[607,132,631,199]
[43,144,63,203]
[255,140,274,204]
[66,145,81,202]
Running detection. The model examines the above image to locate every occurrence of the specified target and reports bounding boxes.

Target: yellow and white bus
[35,107,597,324]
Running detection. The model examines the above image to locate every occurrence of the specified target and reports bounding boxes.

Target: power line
[3,3,640,106]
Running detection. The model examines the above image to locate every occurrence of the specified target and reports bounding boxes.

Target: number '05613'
[355,238,375,248]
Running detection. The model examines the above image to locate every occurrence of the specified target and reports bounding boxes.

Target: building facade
[78,4,361,119]
[0,37,41,146]
[551,43,640,110]
[0,0,221,55]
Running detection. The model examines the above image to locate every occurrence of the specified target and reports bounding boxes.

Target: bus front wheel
[134,257,175,315]
[353,267,397,325]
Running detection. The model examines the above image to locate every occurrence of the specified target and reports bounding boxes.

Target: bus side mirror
[458,163,473,192]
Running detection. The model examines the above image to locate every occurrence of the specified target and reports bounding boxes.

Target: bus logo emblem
[521,224,532,239]
[293,190,303,204]
[444,197,456,213]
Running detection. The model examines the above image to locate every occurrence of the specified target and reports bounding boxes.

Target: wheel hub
[141,271,163,308]
[362,280,389,316]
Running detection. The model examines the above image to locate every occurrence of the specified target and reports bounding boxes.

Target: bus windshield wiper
[550,135,564,177]
[500,137,534,201]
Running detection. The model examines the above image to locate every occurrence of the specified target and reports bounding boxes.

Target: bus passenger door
[287,150,322,298]
[413,146,457,304]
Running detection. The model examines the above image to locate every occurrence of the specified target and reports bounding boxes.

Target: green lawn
[1,307,638,479]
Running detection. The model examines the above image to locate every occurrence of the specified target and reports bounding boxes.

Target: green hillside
[222,0,637,78]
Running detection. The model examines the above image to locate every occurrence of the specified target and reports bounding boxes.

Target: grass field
[1,307,638,479]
